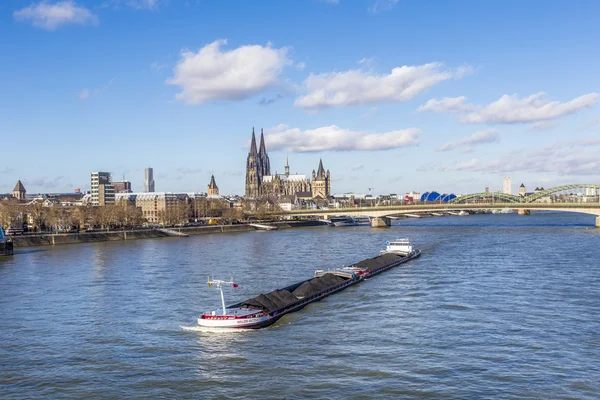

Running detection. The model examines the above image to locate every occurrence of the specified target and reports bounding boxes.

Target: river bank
[10,220,324,248]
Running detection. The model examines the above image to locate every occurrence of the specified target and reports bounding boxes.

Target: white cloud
[368,0,399,14]
[125,0,158,9]
[14,1,98,30]
[76,79,113,100]
[442,158,480,172]
[295,63,471,110]
[438,140,600,175]
[78,88,90,100]
[263,124,420,152]
[419,92,599,126]
[529,120,560,131]
[437,129,499,152]
[167,39,291,104]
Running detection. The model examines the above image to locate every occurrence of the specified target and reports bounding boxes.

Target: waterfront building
[12,180,26,201]
[144,168,155,193]
[244,128,331,199]
[519,183,526,197]
[113,181,132,193]
[503,177,512,195]
[207,175,219,197]
[116,192,189,223]
[90,172,115,206]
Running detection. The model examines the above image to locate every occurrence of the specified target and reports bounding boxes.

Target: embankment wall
[11,220,323,248]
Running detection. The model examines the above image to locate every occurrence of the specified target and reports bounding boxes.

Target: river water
[1,212,599,399]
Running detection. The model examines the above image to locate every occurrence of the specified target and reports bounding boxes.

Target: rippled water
[1,212,599,399]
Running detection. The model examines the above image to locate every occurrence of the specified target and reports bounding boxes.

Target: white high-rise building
[90,172,115,206]
[585,187,597,196]
[503,176,512,195]
[144,167,155,193]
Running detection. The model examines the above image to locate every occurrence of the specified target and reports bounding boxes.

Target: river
[1,212,599,399]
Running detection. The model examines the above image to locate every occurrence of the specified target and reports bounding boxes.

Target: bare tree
[27,201,48,232]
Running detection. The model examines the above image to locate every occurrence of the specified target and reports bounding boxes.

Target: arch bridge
[280,183,600,228]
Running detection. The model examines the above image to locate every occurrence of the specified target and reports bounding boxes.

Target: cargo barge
[194,239,420,329]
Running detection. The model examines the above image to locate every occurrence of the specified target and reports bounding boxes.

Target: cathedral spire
[250,127,257,155]
[285,154,289,176]
[259,128,267,155]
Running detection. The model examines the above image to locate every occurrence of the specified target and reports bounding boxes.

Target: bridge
[283,184,600,228]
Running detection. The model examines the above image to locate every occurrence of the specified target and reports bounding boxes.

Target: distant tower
[144,168,155,193]
[519,183,526,197]
[503,176,512,195]
[245,128,261,198]
[12,180,26,201]
[311,159,331,199]
[284,154,290,177]
[207,175,219,196]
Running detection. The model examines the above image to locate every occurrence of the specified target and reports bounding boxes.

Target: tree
[27,201,48,232]
[0,201,21,229]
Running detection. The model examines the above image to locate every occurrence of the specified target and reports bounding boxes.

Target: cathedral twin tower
[245,128,330,199]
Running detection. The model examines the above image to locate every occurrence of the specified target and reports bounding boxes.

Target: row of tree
[0,197,268,232]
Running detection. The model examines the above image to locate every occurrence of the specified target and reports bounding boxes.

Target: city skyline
[1,1,599,195]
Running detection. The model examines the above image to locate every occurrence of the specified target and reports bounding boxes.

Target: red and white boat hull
[197,312,271,329]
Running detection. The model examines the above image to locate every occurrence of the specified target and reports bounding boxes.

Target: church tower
[207,175,219,196]
[311,159,331,199]
[245,128,261,198]
[258,129,271,177]
[12,180,26,201]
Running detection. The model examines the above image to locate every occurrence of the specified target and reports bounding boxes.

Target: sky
[1,0,599,196]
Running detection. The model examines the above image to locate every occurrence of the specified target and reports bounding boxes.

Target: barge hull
[228,250,421,329]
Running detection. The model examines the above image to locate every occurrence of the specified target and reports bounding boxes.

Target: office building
[144,168,155,193]
[503,177,512,195]
[91,172,115,206]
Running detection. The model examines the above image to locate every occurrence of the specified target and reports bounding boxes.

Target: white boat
[197,277,270,329]
[457,210,469,216]
[328,216,359,227]
[380,238,415,256]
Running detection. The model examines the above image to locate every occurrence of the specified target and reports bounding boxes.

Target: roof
[13,180,26,193]
[208,175,218,189]
[262,174,308,183]
[316,159,325,178]
[520,183,525,187]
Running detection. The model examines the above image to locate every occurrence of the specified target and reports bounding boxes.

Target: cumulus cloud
[294,63,472,110]
[167,39,291,104]
[14,1,98,30]
[368,0,399,14]
[437,129,499,152]
[419,92,599,126]
[263,124,420,152]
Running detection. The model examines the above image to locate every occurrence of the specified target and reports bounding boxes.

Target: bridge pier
[371,216,391,228]
[518,209,531,216]
[596,216,600,228]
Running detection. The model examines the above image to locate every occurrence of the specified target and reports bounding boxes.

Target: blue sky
[1,0,599,196]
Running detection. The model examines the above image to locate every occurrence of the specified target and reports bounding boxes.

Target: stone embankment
[11,220,323,248]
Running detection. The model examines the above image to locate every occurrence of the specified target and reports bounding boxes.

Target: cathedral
[245,128,331,199]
